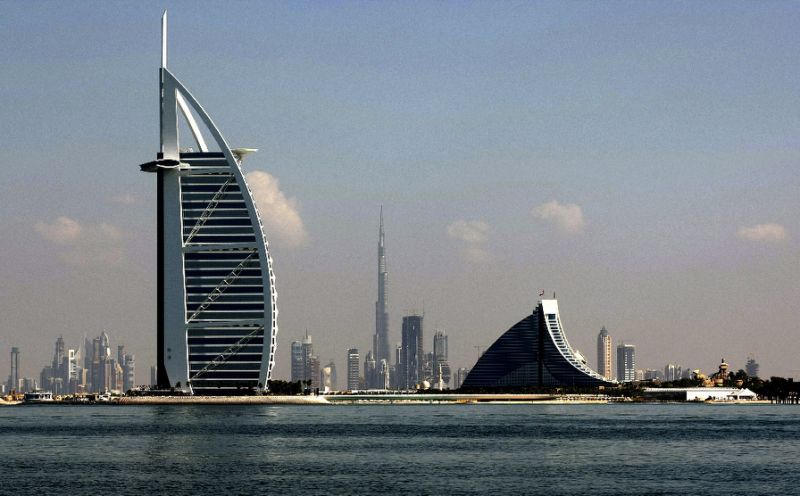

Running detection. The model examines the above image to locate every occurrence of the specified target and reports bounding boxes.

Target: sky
[1,1,798,385]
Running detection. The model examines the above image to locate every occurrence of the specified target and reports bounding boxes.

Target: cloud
[246,170,309,248]
[737,223,787,243]
[447,220,490,263]
[531,200,585,233]
[110,193,138,205]
[35,217,125,265]
[447,220,489,244]
[35,217,82,244]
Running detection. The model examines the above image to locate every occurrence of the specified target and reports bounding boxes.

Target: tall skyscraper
[401,315,423,389]
[347,348,360,391]
[374,208,390,365]
[596,326,613,380]
[664,363,677,382]
[290,341,304,382]
[9,347,20,392]
[378,359,390,389]
[453,367,470,390]
[432,330,451,389]
[308,355,320,390]
[746,355,759,378]
[290,333,319,388]
[320,360,337,391]
[392,344,402,389]
[123,354,135,392]
[616,343,636,383]
[67,348,80,393]
[364,351,377,389]
[140,13,278,394]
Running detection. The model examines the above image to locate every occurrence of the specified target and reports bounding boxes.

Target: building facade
[9,347,20,392]
[432,330,451,389]
[290,334,319,388]
[596,326,613,380]
[746,356,760,378]
[347,348,360,391]
[453,367,470,390]
[364,351,377,389]
[462,300,613,389]
[320,361,337,391]
[140,14,277,394]
[400,315,424,389]
[616,343,636,383]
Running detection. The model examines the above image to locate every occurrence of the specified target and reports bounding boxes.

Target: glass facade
[462,300,613,389]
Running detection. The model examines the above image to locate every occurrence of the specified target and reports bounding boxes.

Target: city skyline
[1,3,799,383]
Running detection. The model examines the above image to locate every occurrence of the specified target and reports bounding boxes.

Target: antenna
[161,11,168,69]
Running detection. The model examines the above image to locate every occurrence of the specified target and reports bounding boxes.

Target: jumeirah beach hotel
[462,299,615,389]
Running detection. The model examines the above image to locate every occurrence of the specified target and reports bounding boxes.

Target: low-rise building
[643,387,757,402]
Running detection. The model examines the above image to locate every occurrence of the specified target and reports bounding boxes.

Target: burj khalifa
[373,208,390,365]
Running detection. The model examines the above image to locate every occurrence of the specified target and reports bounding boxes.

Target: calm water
[1,404,798,495]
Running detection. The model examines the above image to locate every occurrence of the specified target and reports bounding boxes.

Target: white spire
[161,10,168,69]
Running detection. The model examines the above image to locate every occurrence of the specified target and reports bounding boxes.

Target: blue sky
[1,1,798,383]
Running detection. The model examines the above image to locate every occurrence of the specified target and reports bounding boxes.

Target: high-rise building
[664,363,678,382]
[9,347,20,392]
[67,348,81,393]
[347,348,360,391]
[112,360,124,392]
[746,355,760,378]
[40,366,53,393]
[139,13,278,395]
[84,337,93,390]
[123,354,135,392]
[290,333,319,388]
[51,336,67,393]
[308,355,320,390]
[378,359,390,389]
[401,315,424,389]
[423,351,435,384]
[616,343,636,383]
[22,377,36,393]
[643,369,661,381]
[320,361,337,391]
[391,344,402,389]
[596,326,613,380]
[290,341,305,382]
[432,330,451,389]
[374,208,390,365]
[364,351,377,389]
[453,367,470,390]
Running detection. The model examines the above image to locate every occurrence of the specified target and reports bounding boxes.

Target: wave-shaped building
[462,299,614,389]
[139,13,277,394]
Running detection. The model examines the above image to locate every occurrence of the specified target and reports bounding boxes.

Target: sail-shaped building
[462,299,614,389]
[139,13,277,394]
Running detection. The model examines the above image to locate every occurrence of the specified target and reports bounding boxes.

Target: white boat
[23,391,54,403]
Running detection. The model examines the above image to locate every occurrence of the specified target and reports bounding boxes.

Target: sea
[0,404,798,495]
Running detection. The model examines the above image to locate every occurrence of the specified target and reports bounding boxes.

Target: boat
[23,391,54,403]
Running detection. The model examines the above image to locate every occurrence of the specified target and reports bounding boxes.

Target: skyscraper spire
[374,207,390,365]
